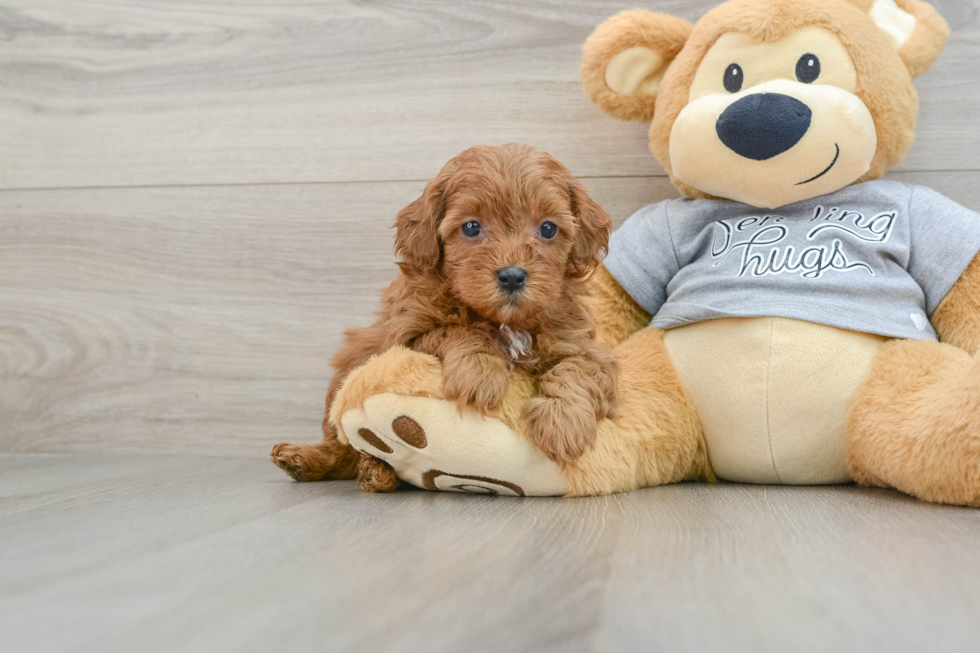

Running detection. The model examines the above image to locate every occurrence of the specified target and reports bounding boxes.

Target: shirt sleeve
[601,201,680,316]
[906,184,980,316]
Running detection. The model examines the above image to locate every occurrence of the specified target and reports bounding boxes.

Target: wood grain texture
[0,0,978,190]
[2,453,980,653]
[2,172,978,456]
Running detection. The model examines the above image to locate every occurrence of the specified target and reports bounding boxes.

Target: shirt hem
[651,302,938,341]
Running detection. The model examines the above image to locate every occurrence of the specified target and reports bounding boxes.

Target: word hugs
[710,205,898,279]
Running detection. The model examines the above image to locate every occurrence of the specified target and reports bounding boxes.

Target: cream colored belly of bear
[663,317,887,485]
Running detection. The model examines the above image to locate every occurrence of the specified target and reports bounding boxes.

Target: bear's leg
[562,326,710,496]
[331,328,709,496]
[846,339,980,506]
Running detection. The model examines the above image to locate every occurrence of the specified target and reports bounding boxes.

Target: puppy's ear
[393,168,453,272]
[565,175,612,277]
[846,0,949,76]
[582,10,693,122]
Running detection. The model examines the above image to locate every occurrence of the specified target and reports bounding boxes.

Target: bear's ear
[581,10,693,122]
[848,0,949,77]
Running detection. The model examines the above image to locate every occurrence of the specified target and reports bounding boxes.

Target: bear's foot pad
[341,393,568,496]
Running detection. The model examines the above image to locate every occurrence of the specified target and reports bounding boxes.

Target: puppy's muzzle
[496,266,527,294]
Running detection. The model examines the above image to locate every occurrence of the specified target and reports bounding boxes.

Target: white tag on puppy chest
[497,323,535,363]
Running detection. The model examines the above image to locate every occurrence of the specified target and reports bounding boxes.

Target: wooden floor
[4,1,980,650]
[3,453,980,653]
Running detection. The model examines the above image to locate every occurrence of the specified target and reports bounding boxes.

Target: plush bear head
[582,0,949,209]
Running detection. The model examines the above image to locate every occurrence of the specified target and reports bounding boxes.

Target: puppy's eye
[796,54,820,83]
[461,221,482,238]
[538,221,558,240]
[723,63,743,93]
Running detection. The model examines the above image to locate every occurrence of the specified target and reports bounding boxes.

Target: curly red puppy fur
[271,143,619,491]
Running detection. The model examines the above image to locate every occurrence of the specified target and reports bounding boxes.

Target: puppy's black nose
[716,93,812,160]
[497,266,527,293]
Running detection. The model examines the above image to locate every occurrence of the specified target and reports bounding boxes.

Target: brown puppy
[271,143,619,491]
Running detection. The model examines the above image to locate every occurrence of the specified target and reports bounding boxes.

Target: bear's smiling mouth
[796,143,841,185]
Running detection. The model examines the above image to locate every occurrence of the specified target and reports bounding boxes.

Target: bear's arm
[584,263,652,348]
[932,252,980,355]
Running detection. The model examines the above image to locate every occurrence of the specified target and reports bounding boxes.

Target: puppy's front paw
[442,352,510,413]
[523,395,598,466]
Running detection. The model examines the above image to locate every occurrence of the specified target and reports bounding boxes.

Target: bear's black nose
[497,266,527,293]
[716,93,812,161]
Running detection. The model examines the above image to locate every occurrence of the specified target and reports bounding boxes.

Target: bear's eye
[538,221,558,240]
[723,63,743,93]
[796,53,820,83]
[461,221,482,238]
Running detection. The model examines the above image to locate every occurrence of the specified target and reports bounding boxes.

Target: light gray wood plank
[596,484,980,652]
[1,454,979,653]
[0,454,621,653]
[1,172,977,456]
[1,0,977,191]
[0,453,332,594]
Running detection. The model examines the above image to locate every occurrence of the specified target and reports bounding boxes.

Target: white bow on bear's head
[582,0,949,209]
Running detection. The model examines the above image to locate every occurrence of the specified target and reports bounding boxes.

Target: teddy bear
[322,0,980,505]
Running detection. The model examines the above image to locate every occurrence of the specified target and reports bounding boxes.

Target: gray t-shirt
[604,180,980,341]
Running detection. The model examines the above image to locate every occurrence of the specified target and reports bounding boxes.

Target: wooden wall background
[2,0,979,457]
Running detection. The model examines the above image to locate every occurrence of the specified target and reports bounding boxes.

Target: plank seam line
[0,177,669,193]
[2,170,976,193]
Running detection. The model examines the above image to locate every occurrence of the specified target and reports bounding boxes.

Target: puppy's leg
[523,338,619,466]
[271,422,360,482]
[524,356,610,466]
[434,326,511,414]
